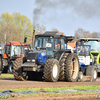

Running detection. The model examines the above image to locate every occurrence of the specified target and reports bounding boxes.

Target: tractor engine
[27,51,46,63]
[21,50,47,72]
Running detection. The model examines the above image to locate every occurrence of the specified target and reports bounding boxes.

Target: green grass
[0,73,14,78]
[11,88,41,92]
[0,88,41,92]
[0,85,100,92]
[44,85,100,91]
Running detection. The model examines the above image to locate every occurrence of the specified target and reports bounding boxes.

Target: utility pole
[32,30,35,49]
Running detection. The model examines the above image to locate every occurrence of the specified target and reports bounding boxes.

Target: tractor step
[83,76,92,82]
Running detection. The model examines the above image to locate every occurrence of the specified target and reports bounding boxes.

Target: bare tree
[75,28,91,38]
[34,24,46,34]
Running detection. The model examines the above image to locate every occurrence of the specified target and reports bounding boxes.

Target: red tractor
[0,41,28,73]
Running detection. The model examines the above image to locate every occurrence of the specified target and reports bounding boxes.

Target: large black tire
[43,59,60,82]
[0,57,2,71]
[59,53,69,81]
[65,53,79,82]
[13,58,28,81]
[2,59,8,73]
[86,66,97,81]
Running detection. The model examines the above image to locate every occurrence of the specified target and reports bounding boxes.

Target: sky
[0,0,100,36]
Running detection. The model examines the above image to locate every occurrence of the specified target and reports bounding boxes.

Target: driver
[80,47,87,55]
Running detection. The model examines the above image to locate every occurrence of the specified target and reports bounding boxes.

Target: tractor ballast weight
[13,31,80,82]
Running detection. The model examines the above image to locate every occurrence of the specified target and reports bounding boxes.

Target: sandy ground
[0,77,100,100]
[0,77,100,89]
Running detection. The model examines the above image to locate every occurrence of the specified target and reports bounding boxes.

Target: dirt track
[0,77,100,89]
[0,77,100,100]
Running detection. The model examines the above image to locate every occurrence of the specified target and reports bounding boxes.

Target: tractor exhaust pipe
[32,30,35,49]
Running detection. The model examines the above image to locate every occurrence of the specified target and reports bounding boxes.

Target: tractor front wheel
[86,66,97,81]
[78,71,83,82]
[43,59,60,82]
[13,58,28,81]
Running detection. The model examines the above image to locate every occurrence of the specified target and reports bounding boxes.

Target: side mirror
[36,46,40,50]
[53,49,57,52]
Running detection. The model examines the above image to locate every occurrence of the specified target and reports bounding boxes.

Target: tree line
[0,12,46,44]
[75,28,100,38]
[0,12,99,44]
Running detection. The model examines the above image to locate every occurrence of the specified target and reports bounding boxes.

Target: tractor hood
[26,50,47,64]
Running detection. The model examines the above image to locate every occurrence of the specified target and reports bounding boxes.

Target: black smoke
[33,0,100,27]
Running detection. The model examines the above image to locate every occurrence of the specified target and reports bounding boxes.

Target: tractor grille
[27,52,38,62]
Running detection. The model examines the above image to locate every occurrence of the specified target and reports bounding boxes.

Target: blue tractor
[75,38,100,81]
[13,31,80,82]
[76,44,97,81]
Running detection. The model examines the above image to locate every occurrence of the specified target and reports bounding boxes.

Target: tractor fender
[59,52,65,61]
[59,49,73,61]
[2,54,7,59]
[59,52,70,61]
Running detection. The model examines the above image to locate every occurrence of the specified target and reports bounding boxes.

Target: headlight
[27,59,30,62]
[41,52,46,56]
[32,59,35,62]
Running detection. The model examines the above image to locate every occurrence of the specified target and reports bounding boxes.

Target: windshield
[0,49,4,54]
[34,36,53,55]
[85,41,100,53]
[4,45,11,54]
[77,45,90,56]
[11,45,24,56]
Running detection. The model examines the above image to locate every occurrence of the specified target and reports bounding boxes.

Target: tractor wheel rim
[22,72,27,79]
[52,64,58,78]
[71,57,78,79]
[9,64,13,73]
[93,69,97,79]
[80,73,83,80]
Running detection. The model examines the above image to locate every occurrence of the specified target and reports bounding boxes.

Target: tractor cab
[76,45,91,66]
[34,36,54,59]
[76,38,100,65]
[76,38,100,73]
[0,45,4,54]
[4,41,25,59]
[0,41,25,73]
[33,32,74,62]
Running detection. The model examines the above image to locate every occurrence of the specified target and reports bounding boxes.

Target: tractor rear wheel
[65,53,79,82]
[86,66,97,81]
[43,59,60,82]
[59,53,68,81]
[13,58,28,81]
